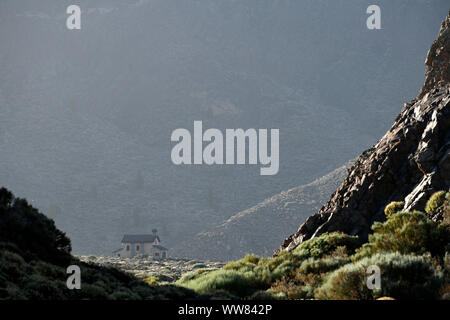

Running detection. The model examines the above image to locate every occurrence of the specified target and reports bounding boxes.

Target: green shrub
[223,252,303,284]
[271,272,323,300]
[425,191,446,214]
[176,269,267,297]
[216,233,360,296]
[78,284,109,299]
[316,252,443,300]
[298,256,351,275]
[223,254,261,272]
[354,211,450,260]
[177,268,216,285]
[292,232,360,259]
[268,256,350,300]
[384,201,404,218]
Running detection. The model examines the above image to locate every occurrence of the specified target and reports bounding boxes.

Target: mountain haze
[173,162,351,260]
[0,1,448,255]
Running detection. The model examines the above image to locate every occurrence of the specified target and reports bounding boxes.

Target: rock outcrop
[279,12,450,253]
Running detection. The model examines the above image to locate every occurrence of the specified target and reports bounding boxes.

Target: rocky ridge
[280,12,450,253]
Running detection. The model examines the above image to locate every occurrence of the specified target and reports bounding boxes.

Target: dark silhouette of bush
[0,188,71,265]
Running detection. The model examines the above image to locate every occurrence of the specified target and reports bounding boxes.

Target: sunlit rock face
[280,13,450,253]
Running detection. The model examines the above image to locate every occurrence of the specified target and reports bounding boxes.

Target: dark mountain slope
[280,13,450,253]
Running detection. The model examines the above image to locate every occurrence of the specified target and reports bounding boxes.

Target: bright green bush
[384,201,404,218]
[298,256,351,275]
[316,252,443,300]
[354,211,450,260]
[292,232,360,259]
[223,254,261,272]
[425,191,446,214]
[222,252,303,284]
[177,269,267,297]
[177,268,216,285]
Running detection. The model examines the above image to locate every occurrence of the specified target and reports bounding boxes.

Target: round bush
[384,201,404,218]
[177,269,267,297]
[354,211,450,259]
[316,252,443,300]
[425,191,446,214]
[292,232,360,259]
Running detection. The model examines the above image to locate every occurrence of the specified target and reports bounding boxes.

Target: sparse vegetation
[176,210,449,300]
[1,185,449,300]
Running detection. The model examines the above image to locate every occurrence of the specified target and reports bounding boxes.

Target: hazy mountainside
[0,1,448,255]
[280,13,450,253]
[173,162,351,261]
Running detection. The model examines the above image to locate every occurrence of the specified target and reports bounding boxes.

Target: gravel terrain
[77,255,225,283]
